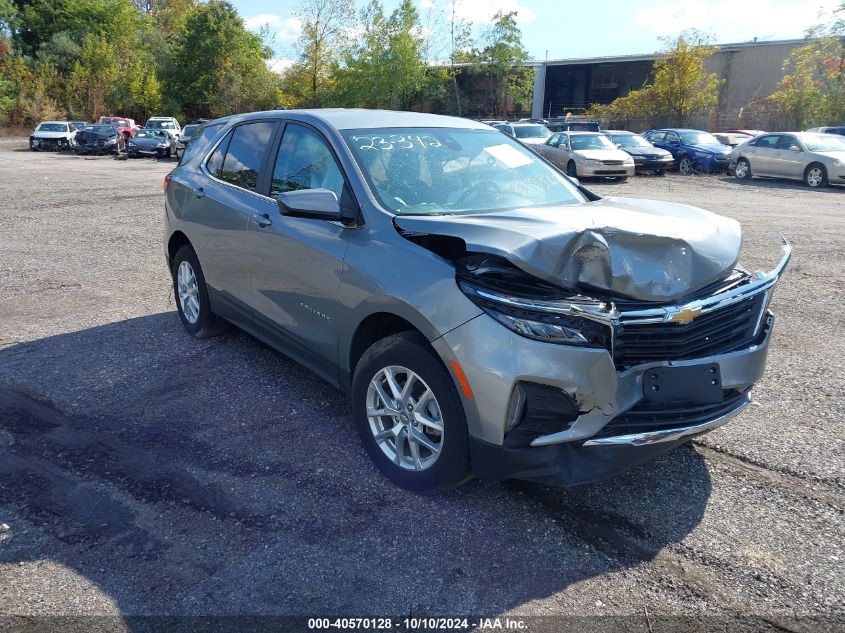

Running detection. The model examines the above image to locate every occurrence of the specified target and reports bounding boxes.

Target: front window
[610,134,651,148]
[513,125,552,139]
[36,123,68,132]
[678,131,720,145]
[569,134,616,150]
[341,127,587,215]
[802,133,845,152]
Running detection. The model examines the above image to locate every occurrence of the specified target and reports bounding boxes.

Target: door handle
[252,212,272,228]
[193,186,205,199]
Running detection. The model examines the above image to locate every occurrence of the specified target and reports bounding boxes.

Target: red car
[98,116,137,139]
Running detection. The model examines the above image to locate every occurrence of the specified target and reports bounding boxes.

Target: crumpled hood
[394,197,742,302]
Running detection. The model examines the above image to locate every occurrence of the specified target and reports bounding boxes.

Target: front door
[247,122,356,384]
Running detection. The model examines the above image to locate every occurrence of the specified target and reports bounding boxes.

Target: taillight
[163,173,172,193]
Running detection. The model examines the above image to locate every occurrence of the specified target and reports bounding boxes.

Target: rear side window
[219,122,276,191]
[181,123,223,165]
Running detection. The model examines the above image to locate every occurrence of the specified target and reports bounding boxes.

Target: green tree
[749,3,845,128]
[589,30,721,127]
[470,11,532,117]
[169,0,279,119]
[285,0,355,107]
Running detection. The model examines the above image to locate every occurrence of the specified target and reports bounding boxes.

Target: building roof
[532,38,816,67]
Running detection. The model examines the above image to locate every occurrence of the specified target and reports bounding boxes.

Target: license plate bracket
[642,364,723,405]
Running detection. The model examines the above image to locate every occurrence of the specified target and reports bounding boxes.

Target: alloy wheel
[679,157,694,175]
[735,160,749,179]
[176,260,200,324]
[806,167,824,188]
[366,366,444,471]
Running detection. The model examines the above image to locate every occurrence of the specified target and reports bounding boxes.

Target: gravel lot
[0,141,843,630]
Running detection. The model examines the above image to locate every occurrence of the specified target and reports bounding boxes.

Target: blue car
[643,128,732,174]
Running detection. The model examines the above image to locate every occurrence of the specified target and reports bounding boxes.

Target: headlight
[106,137,117,144]
[694,151,709,158]
[578,158,601,165]
[158,142,169,148]
[834,159,843,167]
[623,157,634,164]
[459,282,612,348]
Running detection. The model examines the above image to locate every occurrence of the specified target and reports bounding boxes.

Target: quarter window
[205,131,230,178]
[218,122,276,192]
[270,124,346,203]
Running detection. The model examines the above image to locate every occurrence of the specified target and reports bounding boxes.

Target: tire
[351,331,471,493]
[804,163,827,188]
[678,156,694,175]
[656,170,665,176]
[171,245,225,338]
[734,158,752,180]
[166,148,172,159]
[617,176,628,182]
[566,161,578,178]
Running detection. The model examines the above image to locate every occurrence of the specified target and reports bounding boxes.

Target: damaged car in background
[164,110,790,492]
[29,121,79,151]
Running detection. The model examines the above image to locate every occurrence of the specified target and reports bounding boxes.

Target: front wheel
[678,156,694,175]
[352,332,470,493]
[171,245,225,338]
[734,158,752,180]
[566,161,578,178]
[804,163,827,188]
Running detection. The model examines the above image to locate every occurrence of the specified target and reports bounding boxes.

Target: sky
[230,0,841,71]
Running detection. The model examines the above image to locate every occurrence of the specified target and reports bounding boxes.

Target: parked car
[602,130,674,174]
[126,129,175,158]
[174,123,201,160]
[644,128,732,174]
[731,131,845,188]
[29,121,78,151]
[98,116,136,139]
[713,132,753,147]
[145,116,181,140]
[548,119,601,133]
[164,110,791,491]
[493,122,552,146]
[535,131,635,179]
[74,124,126,154]
[69,120,89,130]
[805,125,845,137]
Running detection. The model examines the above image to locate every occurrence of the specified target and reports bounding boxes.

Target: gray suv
[164,109,790,492]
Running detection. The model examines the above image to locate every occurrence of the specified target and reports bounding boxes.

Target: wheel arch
[166,230,192,270]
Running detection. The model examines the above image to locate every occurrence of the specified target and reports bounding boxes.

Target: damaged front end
[411,215,792,484]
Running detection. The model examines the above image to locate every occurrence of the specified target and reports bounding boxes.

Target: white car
[144,116,182,140]
[29,121,79,151]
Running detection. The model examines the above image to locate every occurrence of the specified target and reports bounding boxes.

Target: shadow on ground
[0,313,712,622]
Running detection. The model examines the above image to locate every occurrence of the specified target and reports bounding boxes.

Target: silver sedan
[731,132,845,188]
[535,131,635,180]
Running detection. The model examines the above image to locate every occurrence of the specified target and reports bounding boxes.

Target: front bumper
[438,239,791,486]
[695,154,731,172]
[577,162,635,178]
[633,157,674,171]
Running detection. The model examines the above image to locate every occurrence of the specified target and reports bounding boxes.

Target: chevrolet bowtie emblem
[669,306,702,324]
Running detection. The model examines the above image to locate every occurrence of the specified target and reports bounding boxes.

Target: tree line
[0,0,534,127]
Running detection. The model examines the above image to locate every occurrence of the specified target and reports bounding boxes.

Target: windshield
[514,125,551,139]
[678,131,720,145]
[134,130,165,139]
[36,123,68,132]
[147,120,176,129]
[570,134,616,150]
[802,133,845,152]
[609,134,650,148]
[342,127,587,215]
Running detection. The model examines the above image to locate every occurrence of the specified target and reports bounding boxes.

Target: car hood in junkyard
[691,143,731,155]
[394,197,742,302]
[130,137,167,147]
[621,146,671,158]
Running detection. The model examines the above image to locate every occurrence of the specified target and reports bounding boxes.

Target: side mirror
[277,188,343,221]
[789,145,801,152]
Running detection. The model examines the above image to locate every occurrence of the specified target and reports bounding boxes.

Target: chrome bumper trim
[582,395,751,447]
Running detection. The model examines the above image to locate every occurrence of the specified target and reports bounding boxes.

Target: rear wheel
[804,163,827,188]
[734,158,751,180]
[352,332,470,493]
[171,245,225,338]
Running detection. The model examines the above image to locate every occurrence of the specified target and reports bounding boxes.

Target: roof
[602,130,636,134]
[233,108,490,131]
[652,128,705,133]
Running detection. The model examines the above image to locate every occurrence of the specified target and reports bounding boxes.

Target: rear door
[246,121,358,384]
[176,120,279,318]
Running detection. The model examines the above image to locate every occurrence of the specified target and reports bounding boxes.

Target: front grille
[593,389,748,438]
[601,159,624,165]
[614,292,767,369]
